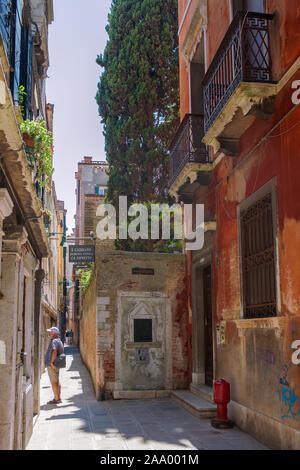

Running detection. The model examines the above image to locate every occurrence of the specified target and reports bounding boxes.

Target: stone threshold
[190,383,214,403]
[171,390,217,419]
[113,390,171,399]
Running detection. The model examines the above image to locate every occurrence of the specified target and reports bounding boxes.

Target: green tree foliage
[96,0,179,206]
[114,200,182,252]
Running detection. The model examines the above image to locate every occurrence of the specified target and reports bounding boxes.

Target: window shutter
[20,25,32,118]
[10,0,22,103]
[0,0,12,52]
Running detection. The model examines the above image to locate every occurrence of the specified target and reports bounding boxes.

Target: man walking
[44,327,64,404]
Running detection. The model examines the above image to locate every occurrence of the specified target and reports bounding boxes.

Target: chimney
[84,156,93,163]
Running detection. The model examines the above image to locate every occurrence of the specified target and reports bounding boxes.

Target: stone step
[190,383,214,403]
[113,390,171,399]
[171,390,217,419]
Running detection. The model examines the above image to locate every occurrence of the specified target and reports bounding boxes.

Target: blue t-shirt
[44,337,64,367]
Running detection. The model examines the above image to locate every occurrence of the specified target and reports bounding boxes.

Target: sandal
[47,399,59,404]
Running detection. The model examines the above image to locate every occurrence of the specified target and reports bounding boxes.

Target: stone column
[0,226,25,450]
[0,189,14,282]
[33,267,45,415]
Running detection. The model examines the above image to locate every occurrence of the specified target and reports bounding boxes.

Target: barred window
[240,193,277,319]
[134,319,152,343]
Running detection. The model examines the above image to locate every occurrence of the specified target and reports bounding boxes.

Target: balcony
[169,114,211,202]
[202,12,277,156]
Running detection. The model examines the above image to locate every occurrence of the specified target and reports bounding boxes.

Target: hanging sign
[69,245,95,263]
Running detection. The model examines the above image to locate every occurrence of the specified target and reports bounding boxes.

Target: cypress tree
[96,0,179,205]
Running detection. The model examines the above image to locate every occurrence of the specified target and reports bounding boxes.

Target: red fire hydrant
[211,379,234,429]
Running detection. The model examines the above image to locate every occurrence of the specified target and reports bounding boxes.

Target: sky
[47,0,112,232]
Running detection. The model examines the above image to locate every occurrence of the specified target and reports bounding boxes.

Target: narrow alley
[26,347,268,451]
[1,0,300,453]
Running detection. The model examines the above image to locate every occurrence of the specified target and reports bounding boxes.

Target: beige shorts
[47,365,59,384]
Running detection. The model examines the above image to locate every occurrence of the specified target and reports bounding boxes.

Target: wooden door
[203,266,213,387]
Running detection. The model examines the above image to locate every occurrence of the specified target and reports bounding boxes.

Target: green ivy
[20,118,54,187]
[77,264,94,293]
[18,85,27,118]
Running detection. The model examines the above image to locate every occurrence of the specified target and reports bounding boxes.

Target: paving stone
[26,346,268,451]
[71,437,95,450]
[197,437,237,450]
[94,438,127,450]
[125,436,154,450]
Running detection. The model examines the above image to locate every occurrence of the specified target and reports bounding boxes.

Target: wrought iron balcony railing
[203,11,275,134]
[169,114,209,187]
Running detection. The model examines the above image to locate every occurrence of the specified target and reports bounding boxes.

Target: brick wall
[80,250,189,400]
[80,273,97,394]
[84,195,115,251]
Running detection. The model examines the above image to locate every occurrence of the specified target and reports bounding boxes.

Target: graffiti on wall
[263,349,275,365]
[278,385,300,422]
[279,364,289,386]
[278,364,300,421]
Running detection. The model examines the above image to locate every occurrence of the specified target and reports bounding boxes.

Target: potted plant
[20,118,54,188]
[22,133,34,148]
[42,209,53,228]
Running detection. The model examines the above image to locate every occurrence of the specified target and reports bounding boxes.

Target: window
[232,0,264,16]
[0,0,23,102]
[77,181,80,205]
[134,319,153,343]
[240,192,277,319]
[10,0,22,103]
[0,0,12,51]
[95,186,106,196]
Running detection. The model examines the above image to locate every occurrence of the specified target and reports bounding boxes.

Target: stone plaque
[135,348,150,364]
[132,267,155,275]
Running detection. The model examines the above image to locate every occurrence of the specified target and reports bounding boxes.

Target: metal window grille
[240,193,277,319]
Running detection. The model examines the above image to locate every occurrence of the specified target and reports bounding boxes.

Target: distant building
[75,157,108,241]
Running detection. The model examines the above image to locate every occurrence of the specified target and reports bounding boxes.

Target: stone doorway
[191,233,215,391]
[203,265,213,387]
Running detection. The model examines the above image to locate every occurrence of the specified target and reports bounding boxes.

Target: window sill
[231,316,286,338]
[125,342,162,350]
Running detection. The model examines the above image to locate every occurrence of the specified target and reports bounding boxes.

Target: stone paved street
[26,347,268,451]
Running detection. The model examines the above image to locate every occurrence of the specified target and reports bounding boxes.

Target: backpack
[52,338,66,368]
[53,353,66,368]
